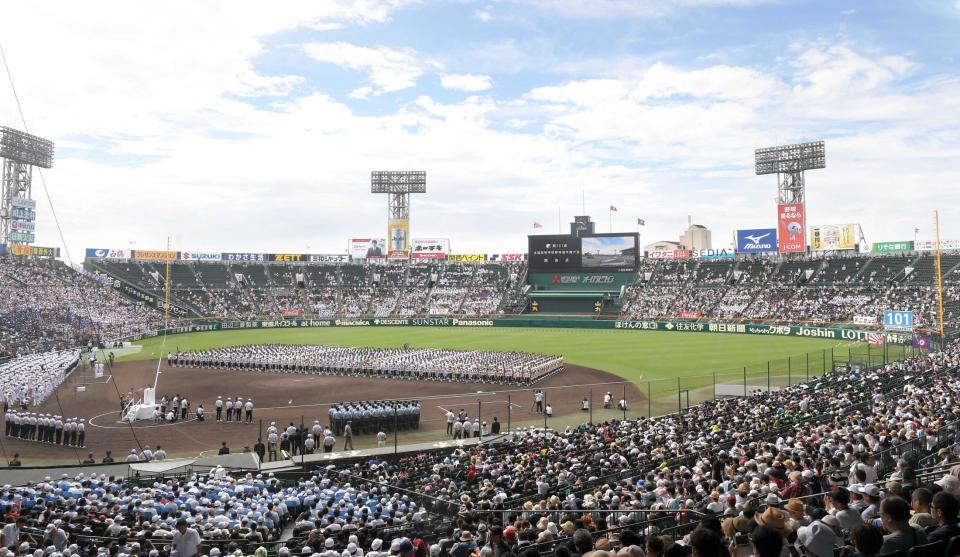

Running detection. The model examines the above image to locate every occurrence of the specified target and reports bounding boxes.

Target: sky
[0,0,958,260]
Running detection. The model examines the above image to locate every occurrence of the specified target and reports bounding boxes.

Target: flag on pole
[610,205,618,212]
[868,332,886,346]
[533,222,543,229]
[637,218,645,226]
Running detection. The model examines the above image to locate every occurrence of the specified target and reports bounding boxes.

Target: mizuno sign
[736,228,778,253]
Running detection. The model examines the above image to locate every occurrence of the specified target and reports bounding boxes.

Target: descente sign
[122,317,912,344]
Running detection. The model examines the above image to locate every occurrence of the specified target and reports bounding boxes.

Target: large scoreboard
[528,232,638,273]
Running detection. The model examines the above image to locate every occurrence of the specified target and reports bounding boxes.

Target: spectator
[878,496,927,554]
[172,518,201,557]
[927,491,960,543]
[847,525,884,557]
[796,521,838,557]
[480,526,510,557]
[688,529,725,557]
[749,526,782,557]
[0,517,24,549]
[909,488,936,530]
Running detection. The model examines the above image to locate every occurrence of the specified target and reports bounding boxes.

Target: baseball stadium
[0,4,959,557]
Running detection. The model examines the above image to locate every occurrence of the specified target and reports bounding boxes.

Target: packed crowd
[0,350,80,408]
[168,345,563,385]
[87,260,526,321]
[621,253,960,325]
[1,340,958,557]
[0,258,166,357]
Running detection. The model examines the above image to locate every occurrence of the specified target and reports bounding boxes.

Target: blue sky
[0,0,958,257]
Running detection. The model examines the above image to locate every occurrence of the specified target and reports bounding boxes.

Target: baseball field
[10,327,908,464]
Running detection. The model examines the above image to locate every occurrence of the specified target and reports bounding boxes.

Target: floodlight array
[755,141,824,175]
[0,127,54,169]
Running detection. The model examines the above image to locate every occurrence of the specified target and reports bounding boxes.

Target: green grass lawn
[125,327,866,386]
[120,326,917,421]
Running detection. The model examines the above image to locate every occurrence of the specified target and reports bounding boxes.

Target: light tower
[0,126,54,249]
[755,141,824,252]
[371,171,425,256]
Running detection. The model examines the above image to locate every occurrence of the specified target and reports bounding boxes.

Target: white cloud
[440,73,494,92]
[349,86,375,100]
[474,8,493,21]
[304,41,423,93]
[0,3,956,257]
[514,0,777,18]
[791,43,917,98]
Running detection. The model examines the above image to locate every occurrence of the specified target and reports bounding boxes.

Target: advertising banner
[10,198,36,209]
[222,252,266,262]
[11,245,59,257]
[447,253,487,263]
[10,207,34,220]
[410,238,449,259]
[736,228,777,253]
[348,238,386,259]
[133,250,179,261]
[853,315,878,325]
[269,253,306,262]
[648,249,690,260]
[85,248,130,259]
[677,311,702,319]
[693,249,736,259]
[122,316,914,346]
[810,224,857,251]
[11,219,35,231]
[872,241,913,253]
[9,231,33,243]
[527,272,635,291]
[308,254,350,263]
[488,253,525,262]
[387,218,409,258]
[915,239,960,251]
[180,251,222,261]
[777,203,806,253]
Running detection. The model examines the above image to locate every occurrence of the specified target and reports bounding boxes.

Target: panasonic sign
[736,228,778,253]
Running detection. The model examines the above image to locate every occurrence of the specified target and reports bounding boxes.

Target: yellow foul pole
[164,236,172,328]
[935,211,945,342]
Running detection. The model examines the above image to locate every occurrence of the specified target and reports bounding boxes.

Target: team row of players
[3,411,86,447]
[167,344,563,385]
[327,400,421,436]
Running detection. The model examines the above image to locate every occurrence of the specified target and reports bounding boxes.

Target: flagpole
[609,208,612,233]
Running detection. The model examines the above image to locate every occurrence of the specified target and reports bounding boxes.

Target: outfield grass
[126,327,858,385]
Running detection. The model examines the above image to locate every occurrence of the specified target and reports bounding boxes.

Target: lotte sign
[777,203,806,253]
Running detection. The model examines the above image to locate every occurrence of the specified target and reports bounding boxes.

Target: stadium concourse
[0,337,957,557]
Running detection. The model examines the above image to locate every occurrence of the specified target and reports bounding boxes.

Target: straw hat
[755,507,792,536]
